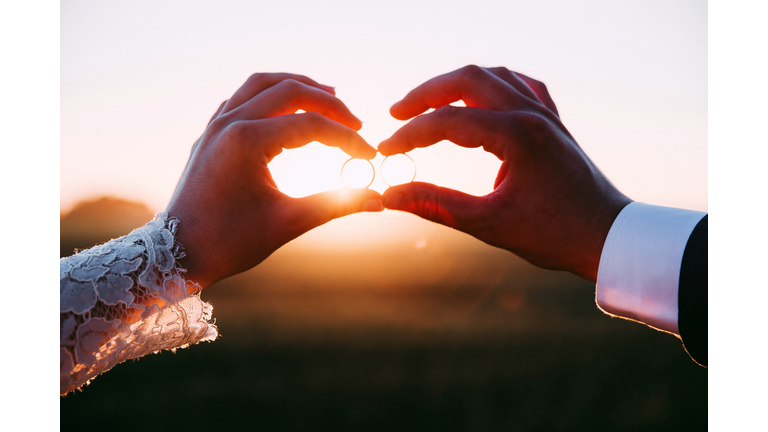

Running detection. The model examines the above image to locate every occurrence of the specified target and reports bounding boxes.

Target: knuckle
[459,64,493,82]
[278,78,302,94]
[201,120,254,156]
[246,73,265,86]
[224,120,250,141]
[507,112,551,144]
[302,111,324,124]
[459,64,488,81]
[433,105,461,122]
[418,191,446,224]
[207,116,230,134]
[460,64,486,80]
[516,112,549,130]
[299,112,327,137]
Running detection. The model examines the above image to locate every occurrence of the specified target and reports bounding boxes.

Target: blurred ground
[60,198,706,431]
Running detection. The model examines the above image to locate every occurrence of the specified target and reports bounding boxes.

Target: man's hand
[167,73,382,289]
[378,65,631,282]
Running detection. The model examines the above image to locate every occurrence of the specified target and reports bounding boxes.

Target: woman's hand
[167,73,382,289]
[378,65,631,282]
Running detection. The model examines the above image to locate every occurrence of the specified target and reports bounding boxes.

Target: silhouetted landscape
[60,197,706,431]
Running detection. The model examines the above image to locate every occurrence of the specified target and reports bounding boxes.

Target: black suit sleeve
[678,215,707,367]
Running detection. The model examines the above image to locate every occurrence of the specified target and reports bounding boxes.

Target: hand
[167,73,382,289]
[378,65,631,282]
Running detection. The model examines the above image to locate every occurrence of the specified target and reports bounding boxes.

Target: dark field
[60,198,707,431]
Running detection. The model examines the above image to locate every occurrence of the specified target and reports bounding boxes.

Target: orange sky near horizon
[61,1,707,241]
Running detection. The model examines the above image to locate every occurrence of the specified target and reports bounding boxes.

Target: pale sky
[61,0,707,218]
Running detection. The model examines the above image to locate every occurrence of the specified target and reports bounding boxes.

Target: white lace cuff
[60,212,218,395]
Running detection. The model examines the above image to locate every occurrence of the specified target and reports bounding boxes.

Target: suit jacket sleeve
[678,215,708,366]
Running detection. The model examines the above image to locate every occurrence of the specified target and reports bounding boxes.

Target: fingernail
[363,199,384,212]
[383,192,405,209]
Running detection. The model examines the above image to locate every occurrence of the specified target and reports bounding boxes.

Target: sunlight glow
[268,142,349,197]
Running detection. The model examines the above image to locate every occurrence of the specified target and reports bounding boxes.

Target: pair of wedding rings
[341,154,416,188]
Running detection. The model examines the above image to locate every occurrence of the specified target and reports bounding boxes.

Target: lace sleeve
[60,212,218,395]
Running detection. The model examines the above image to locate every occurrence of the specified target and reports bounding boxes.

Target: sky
[61,0,707,218]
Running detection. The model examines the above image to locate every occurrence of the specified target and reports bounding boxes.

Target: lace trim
[60,212,218,395]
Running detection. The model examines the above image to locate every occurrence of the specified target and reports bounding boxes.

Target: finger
[190,100,229,155]
[514,72,559,116]
[285,188,384,232]
[230,79,362,130]
[382,182,489,232]
[389,65,534,120]
[208,100,227,125]
[485,67,541,103]
[239,112,377,163]
[223,73,335,114]
[378,106,509,160]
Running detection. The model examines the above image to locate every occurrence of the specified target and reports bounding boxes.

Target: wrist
[574,196,633,282]
[165,205,215,290]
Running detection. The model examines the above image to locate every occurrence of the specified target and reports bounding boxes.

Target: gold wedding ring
[381,153,417,187]
[340,158,375,189]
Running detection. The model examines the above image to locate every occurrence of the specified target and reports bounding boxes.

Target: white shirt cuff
[595,202,707,335]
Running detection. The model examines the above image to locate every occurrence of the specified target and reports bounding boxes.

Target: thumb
[288,187,384,231]
[382,182,488,232]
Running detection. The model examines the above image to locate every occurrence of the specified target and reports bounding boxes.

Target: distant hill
[60,196,155,257]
